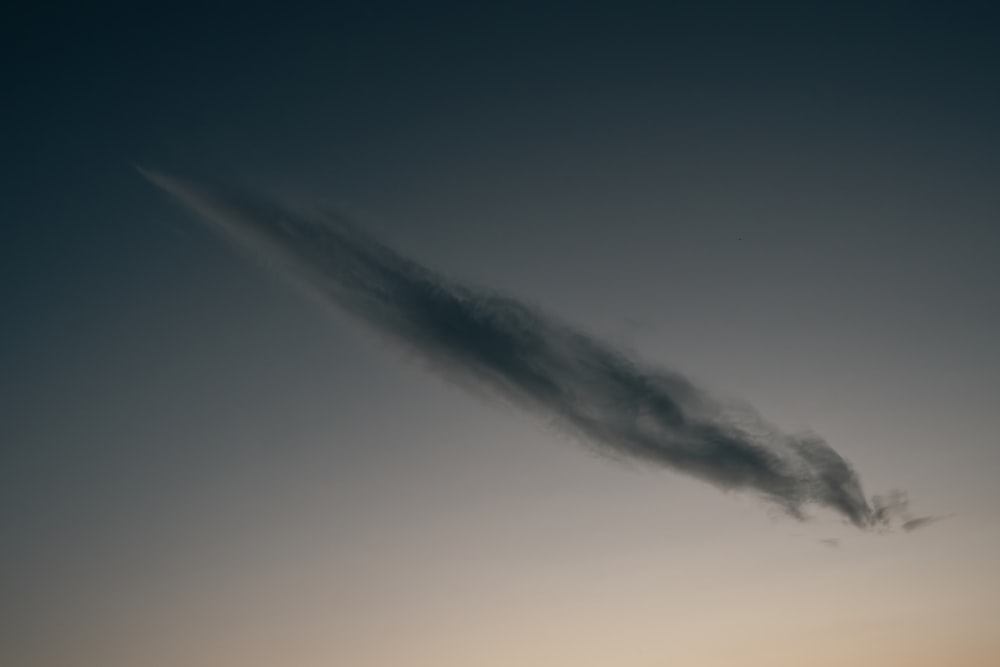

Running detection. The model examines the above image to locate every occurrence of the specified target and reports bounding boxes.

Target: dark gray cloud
[144,170,915,530]
[902,516,948,533]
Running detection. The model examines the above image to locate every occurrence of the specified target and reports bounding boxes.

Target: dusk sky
[4,3,1000,666]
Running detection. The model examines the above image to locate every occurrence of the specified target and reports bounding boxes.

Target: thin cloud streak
[144,170,914,530]
[902,516,949,532]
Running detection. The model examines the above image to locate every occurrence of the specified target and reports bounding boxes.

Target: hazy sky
[4,3,1000,666]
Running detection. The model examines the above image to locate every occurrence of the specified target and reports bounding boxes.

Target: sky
[3,2,1000,666]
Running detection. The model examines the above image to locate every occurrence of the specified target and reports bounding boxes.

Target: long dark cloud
[144,170,914,530]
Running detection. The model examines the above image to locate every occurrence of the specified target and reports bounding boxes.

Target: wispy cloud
[144,170,919,530]
[902,516,949,532]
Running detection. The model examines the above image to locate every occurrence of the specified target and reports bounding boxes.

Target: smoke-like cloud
[144,170,916,530]
[901,516,947,532]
